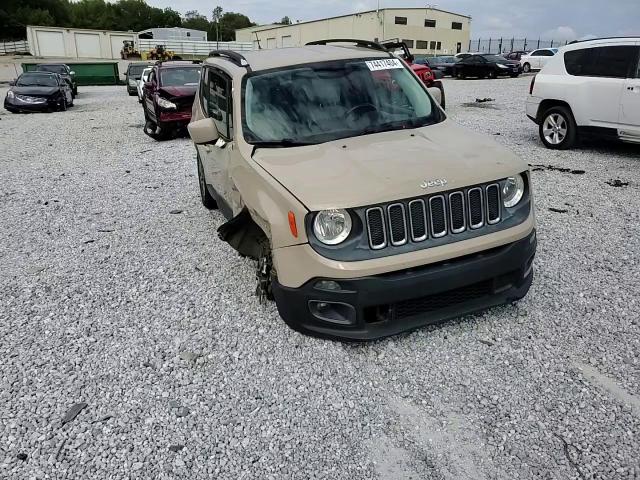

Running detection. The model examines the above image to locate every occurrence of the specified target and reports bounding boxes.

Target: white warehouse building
[236,7,471,55]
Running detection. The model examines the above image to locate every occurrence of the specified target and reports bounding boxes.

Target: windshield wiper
[250,139,316,148]
[361,118,431,135]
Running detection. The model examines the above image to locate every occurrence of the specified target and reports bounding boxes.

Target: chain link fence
[468,38,571,54]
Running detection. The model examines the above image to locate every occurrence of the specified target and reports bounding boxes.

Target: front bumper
[158,110,192,128]
[272,230,536,341]
[4,98,57,112]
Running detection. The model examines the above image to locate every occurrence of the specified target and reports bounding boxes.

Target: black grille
[393,280,493,320]
[388,204,407,245]
[468,188,484,228]
[430,196,447,237]
[364,182,504,250]
[449,192,465,233]
[486,184,501,224]
[366,208,386,249]
[408,200,427,241]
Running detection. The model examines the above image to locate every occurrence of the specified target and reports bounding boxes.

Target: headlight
[313,209,352,245]
[502,174,525,208]
[7,90,14,99]
[156,97,176,110]
[497,64,508,69]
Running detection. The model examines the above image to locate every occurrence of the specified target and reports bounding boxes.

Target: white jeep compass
[526,37,640,149]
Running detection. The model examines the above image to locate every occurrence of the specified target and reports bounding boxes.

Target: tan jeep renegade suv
[188,40,536,340]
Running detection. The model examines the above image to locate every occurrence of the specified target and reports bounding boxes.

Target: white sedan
[520,48,558,73]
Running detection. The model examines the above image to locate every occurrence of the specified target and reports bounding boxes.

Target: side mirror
[427,87,442,108]
[9,80,15,86]
[188,117,219,145]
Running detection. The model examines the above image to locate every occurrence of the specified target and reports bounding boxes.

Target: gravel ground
[0,76,639,480]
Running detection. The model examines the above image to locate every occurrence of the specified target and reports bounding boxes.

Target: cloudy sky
[146,0,640,40]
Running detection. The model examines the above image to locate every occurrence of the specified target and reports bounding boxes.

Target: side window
[541,50,554,56]
[531,50,541,56]
[202,68,233,139]
[565,46,638,79]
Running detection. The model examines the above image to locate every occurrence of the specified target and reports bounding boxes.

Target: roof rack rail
[208,50,251,71]
[306,39,387,52]
[568,35,640,44]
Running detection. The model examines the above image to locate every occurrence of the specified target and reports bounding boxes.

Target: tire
[73,87,78,96]
[68,96,74,107]
[59,96,67,111]
[197,152,217,210]
[523,63,531,73]
[458,70,466,79]
[488,70,497,79]
[539,106,577,150]
[256,238,275,303]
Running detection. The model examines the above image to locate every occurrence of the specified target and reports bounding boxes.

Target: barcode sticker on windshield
[365,59,404,71]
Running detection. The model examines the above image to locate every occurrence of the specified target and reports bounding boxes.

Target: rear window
[36,65,66,74]
[564,46,639,79]
[128,64,148,76]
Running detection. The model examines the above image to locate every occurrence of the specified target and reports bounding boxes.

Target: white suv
[526,38,640,149]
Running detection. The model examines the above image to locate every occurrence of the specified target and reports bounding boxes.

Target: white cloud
[542,26,577,41]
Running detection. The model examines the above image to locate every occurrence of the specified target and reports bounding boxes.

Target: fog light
[309,301,356,325]
[314,280,342,291]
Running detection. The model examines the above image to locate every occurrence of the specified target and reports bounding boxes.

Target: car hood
[159,85,197,98]
[11,86,59,96]
[252,120,528,211]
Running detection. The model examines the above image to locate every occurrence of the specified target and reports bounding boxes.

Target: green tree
[183,10,210,36]
[278,16,292,25]
[218,12,253,41]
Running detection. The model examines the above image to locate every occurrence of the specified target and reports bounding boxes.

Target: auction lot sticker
[365,59,404,71]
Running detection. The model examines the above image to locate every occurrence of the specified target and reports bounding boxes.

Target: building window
[452,22,463,30]
[424,19,436,28]
[395,16,407,25]
[416,40,428,50]
[187,32,191,37]
[430,41,436,50]
[402,39,414,48]
[436,41,441,50]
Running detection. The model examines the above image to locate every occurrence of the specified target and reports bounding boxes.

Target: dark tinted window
[202,68,232,139]
[452,22,463,30]
[540,50,555,56]
[460,57,475,64]
[436,41,441,50]
[416,40,428,50]
[402,39,414,48]
[36,65,67,74]
[395,16,407,25]
[565,46,639,78]
[430,41,436,50]
[424,19,436,28]
[128,64,148,76]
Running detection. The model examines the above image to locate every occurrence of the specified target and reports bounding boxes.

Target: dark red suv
[142,61,202,140]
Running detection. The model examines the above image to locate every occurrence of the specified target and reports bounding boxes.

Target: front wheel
[256,238,275,303]
[539,106,577,150]
[523,63,531,73]
[59,97,67,111]
[197,152,217,210]
[488,70,497,79]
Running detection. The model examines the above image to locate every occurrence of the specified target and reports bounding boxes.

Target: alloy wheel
[542,113,568,145]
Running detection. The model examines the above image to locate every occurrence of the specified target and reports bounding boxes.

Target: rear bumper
[272,230,537,341]
[526,96,541,123]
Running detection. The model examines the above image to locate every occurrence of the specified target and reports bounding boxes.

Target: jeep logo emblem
[420,179,448,189]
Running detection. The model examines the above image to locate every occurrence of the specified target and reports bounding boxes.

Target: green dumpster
[22,62,120,86]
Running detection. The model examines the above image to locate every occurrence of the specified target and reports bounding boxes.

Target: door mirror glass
[188,117,219,145]
[427,87,442,107]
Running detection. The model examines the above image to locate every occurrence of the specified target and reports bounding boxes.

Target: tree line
[0,0,266,41]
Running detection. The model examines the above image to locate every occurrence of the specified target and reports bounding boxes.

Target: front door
[143,69,157,122]
[197,66,235,218]
[619,45,640,139]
